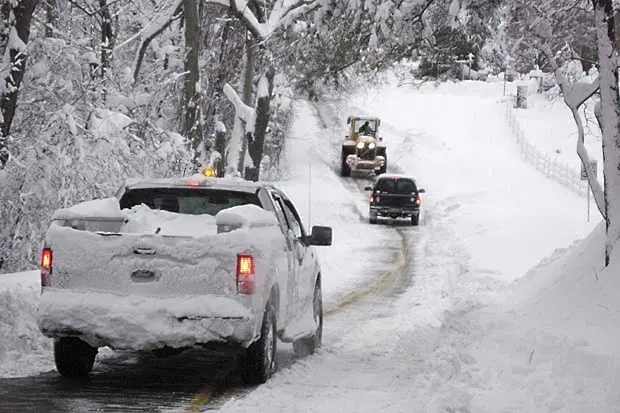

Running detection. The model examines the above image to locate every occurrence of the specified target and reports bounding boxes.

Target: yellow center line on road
[188,392,211,412]
[325,229,408,316]
[186,359,239,412]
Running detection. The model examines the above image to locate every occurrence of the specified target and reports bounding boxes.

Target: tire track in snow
[310,100,417,304]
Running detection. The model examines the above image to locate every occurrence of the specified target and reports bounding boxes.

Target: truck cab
[341,116,387,177]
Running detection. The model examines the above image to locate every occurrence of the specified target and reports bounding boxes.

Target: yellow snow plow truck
[340,116,386,177]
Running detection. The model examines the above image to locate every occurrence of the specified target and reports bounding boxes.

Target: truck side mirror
[308,226,332,246]
[364,186,373,191]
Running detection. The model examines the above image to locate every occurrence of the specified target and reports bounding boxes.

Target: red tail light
[236,254,255,294]
[415,195,421,206]
[369,194,375,203]
[40,247,53,287]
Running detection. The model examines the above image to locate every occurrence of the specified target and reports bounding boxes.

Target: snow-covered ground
[2,76,619,412]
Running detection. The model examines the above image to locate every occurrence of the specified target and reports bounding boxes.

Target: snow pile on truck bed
[51,198,279,238]
[52,197,121,220]
[216,204,278,230]
[122,205,217,237]
[121,204,277,237]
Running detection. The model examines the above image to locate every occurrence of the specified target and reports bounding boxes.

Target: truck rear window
[375,178,417,194]
[119,188,261,216]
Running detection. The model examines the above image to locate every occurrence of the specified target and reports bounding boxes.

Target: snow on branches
[123,0,183,84]
[217,0,319,40]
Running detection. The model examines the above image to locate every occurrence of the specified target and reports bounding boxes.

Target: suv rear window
[375,178,417,194]
[119,188,261,216]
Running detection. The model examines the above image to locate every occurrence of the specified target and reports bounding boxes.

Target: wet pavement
[0,350,240,413]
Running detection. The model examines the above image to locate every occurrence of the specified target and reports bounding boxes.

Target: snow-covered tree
[220,0,321,177]
[592,0,620,264]
[128,0,318,178]
[0,1,193,272]
[0,0,38,169]
[506,0,620,264]
[505,2,603,214]
[273,0,504,93]
[505,0,595,73]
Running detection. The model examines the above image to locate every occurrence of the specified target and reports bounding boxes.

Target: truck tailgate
[44,223,275,297]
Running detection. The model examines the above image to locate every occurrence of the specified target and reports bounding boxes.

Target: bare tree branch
[127,0,183,84]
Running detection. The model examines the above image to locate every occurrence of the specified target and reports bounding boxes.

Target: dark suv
[365,175,425,225]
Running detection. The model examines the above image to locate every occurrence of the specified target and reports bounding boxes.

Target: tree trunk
[99,0,114,101]
[0,0,38,169]
[214,127,227,177]
[593,0,620,265]
[99,0,113,76]
[182,0,203,164]
[237,33,255,173]
[249,67,275,174]
[45,0,57,38]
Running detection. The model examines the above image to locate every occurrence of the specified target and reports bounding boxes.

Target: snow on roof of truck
[376,174,416,181]
[348,115,380,120]
[123,175,266,193]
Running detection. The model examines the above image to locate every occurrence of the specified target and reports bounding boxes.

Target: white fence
[504,100,587,197]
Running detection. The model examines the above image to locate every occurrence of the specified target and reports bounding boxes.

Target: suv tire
[411,215,420,226]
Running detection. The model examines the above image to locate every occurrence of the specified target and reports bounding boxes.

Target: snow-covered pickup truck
[37,175,332,384]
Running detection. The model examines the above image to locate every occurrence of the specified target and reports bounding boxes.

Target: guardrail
[504,99,587,197]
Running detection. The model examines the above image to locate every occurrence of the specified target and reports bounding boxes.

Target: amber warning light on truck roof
[201,166,216,177]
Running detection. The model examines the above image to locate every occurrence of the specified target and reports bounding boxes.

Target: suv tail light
[40,247,53,287]
[415,195,421,206]
[369,194,375,203]
[236,254,255,294]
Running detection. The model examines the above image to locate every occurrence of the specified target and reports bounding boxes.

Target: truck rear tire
[241,303,277,384]
[54,338,97,378]
[411,215,420,226]
[293,280,323,357]
[369,211,378,224]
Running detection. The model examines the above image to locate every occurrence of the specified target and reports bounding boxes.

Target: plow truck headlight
[368,142,376,149]
[356,142,365,149]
